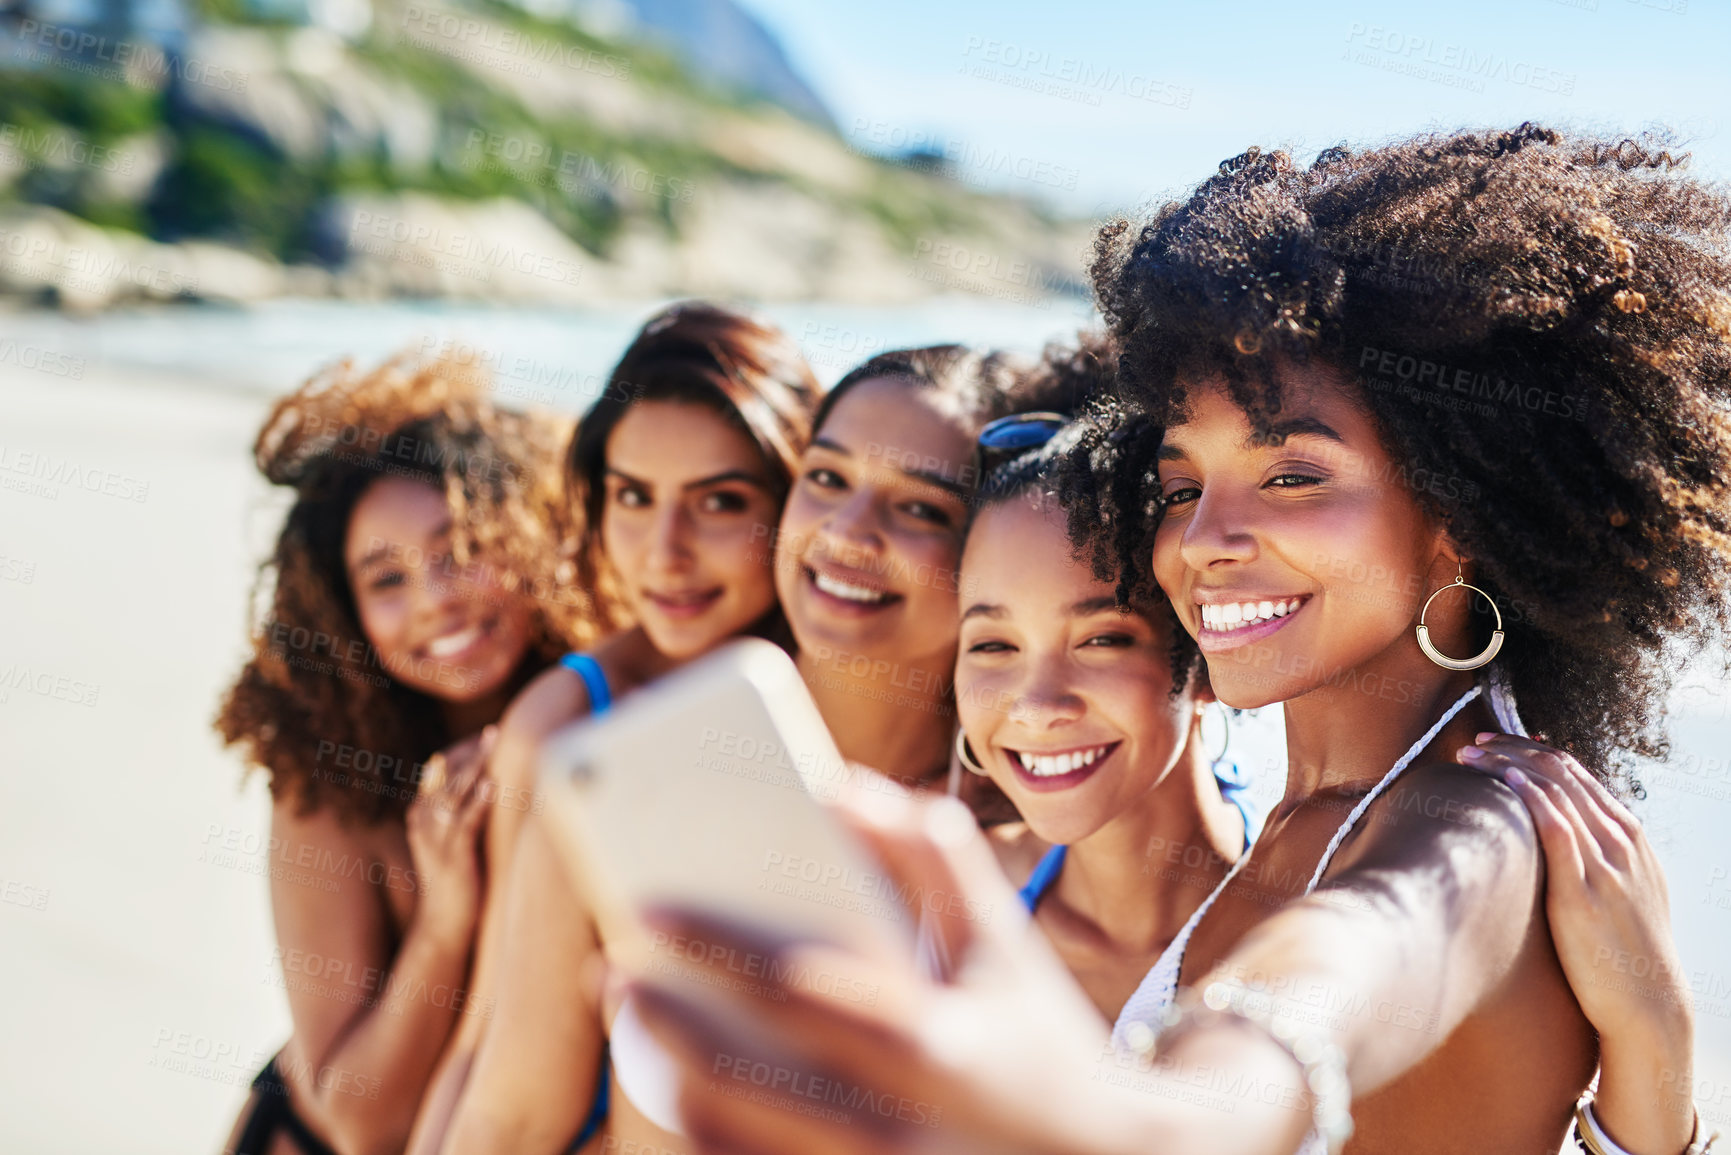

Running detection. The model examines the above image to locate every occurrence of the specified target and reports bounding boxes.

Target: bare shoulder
[1327,760,1541,911]
[986,821,1050,886]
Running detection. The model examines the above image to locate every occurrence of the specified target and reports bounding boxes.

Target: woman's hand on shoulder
[1458,733,1691,1042]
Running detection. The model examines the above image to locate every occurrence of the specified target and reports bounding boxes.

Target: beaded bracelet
[1125,978,1354,1155]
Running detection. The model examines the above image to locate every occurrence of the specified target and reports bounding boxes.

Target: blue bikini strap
[559,652,613,715]
[1018,844,1068,913]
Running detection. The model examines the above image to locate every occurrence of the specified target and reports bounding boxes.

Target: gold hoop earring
[954,730,990,776]
[1416,573,1504,671]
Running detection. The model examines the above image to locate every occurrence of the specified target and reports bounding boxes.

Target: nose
[1005,650,1086,731]
[409,547,468,628]
[1178,483,1258,572]
[644,501,696,576]
[815,487,883,567]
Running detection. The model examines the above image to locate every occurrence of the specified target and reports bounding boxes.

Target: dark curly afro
[1075,123,1731,788]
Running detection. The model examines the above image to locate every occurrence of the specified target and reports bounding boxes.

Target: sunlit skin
[601,401,783,661]
[775,377,977,783]
[1144,366,1594,1152]
[345,476,539,732]
[408,401,783,1155]
[958,497,1244,1021]
[232,476,532,1155]
[620,360,1601,1155]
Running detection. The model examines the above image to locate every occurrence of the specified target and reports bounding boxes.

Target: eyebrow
[607,466,770,492]
[351,517,452,573]
[810,436,970,498]
[1157,416,1346,461]
[961,595,1124,624]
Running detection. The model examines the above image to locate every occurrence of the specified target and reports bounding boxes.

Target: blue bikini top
[1018,760,1263,913]
[559,652,613,714]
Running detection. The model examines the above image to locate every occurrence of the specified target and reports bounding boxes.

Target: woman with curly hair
[218,353,590,1155]
[624,124,1731,1155]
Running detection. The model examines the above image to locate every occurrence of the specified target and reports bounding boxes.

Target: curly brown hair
[216,352,595,825]
[1079,124,1731,787]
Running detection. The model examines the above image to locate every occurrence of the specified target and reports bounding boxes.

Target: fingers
[635,909,928,1101]
[1465,735,1637,872]
[1501,768,1589,890]
[833,789,1027,982]
[630,981,906,1155]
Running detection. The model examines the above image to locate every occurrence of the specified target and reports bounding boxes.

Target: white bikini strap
[1486,665,1529,738]
[1174,843,1255,943]
[1303,684,1484,894]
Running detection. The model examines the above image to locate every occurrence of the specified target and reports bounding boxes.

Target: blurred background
[0,0,1727,1151]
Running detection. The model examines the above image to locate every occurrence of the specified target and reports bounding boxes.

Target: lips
[1003,740,1121,793]
[643,586,724,620]
[1194,593,1310,653]
[420,614,495,662]
[804,565,901,614]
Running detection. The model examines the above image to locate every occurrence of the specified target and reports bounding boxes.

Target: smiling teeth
[1014,744,1110,778]
[426,625,482,658]
[813,571,888,603]
[1199,599,1301,631]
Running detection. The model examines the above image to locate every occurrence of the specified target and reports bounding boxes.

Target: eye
[613,484,650,509]
[901,500,953,527]
[805,467,845,490]
[1081,632,1134,648]
[1161,483,1202,508]
[966,638,1014,655]
[1266,472,1324,490]
[699,489,750,514]
[369,570,406,592]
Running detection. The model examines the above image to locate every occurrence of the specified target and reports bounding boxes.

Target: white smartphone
[536,638,918,973]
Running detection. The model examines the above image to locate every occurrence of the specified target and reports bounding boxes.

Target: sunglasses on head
[976,412,1069,461]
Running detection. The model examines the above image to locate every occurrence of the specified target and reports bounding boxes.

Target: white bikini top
[1108,670,1527,1152]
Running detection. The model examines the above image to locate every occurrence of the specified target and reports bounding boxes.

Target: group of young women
[218,124,1729,1155]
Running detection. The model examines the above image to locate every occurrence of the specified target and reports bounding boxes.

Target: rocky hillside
[0,0,1091,309]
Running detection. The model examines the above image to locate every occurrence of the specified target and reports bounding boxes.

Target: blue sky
[734,0,1729,214]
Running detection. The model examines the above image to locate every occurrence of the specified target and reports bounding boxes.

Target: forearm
[1591,1006,1697,1155]
[1069,1025,1316,1155]
[302,920,477,1155]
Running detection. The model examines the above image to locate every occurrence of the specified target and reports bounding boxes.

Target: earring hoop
[1416,574,1505,671]
[954,729,990,776]
[1200,703,1231,767]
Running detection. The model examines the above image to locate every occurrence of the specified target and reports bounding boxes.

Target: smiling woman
[613,125,1731,1155]
[405,301,821,1155]
[215,351,585,1155]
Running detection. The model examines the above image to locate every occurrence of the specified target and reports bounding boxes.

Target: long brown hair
[567,301,821,628]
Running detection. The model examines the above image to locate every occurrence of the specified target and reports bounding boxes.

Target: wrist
[412,896,479,952]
